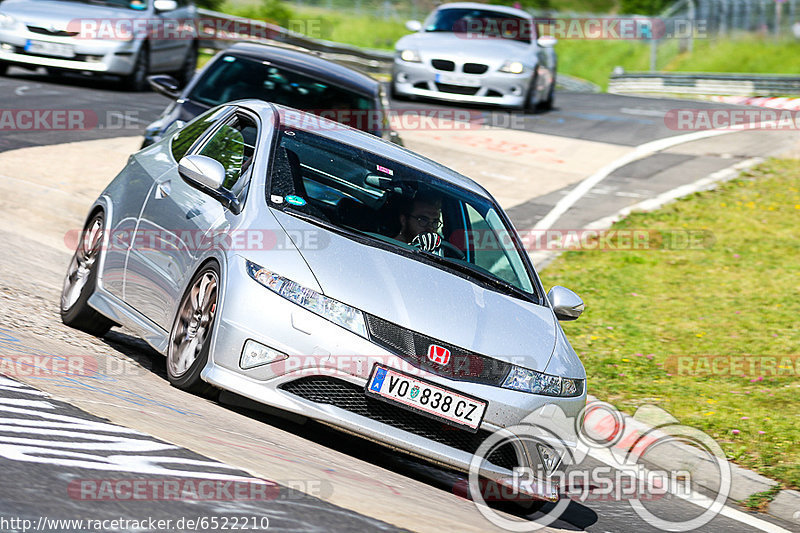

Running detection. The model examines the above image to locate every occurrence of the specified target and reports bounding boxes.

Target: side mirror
[178,155,242,213]
[405,20,422,32]
[153,0,178,12]
[548,286,584,321]
[147,74,181,99]
[365,174,394,189]
[163,119,185,137]
[178,155,226,190]
[537,35,558,48]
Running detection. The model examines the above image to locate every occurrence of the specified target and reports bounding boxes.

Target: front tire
[167,263,219,396]
[120,45,149,92]
[539,75,555,112]
[60,213,115,336]
[0,62,8,76]
[174,44,197,88]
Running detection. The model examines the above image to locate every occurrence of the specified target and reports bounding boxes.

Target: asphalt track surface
[1,66,798,533]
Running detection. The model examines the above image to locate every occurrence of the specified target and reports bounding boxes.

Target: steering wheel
[440,241,466,260]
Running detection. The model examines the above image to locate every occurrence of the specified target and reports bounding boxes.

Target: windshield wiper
[411,249,536,303]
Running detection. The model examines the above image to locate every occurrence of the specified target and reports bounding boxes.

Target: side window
[195,113,258,191]
[170,107,230,162]
[465,203,533,292]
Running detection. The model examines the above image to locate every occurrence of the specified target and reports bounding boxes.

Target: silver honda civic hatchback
[61,99,586,502]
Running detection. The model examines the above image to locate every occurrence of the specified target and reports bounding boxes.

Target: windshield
[50,0,149,9]
[189,55,379,134]
[267,128,536,297]
[424,8,533,43]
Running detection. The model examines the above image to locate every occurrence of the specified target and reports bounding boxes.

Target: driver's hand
[412,232,442,253]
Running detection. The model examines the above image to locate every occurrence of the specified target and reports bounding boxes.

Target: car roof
[434,2,532,19]
[240,101,491,198]
[224,42,379,97]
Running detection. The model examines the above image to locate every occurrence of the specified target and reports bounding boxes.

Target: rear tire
[167,263,220,397]
[60,213,115,336]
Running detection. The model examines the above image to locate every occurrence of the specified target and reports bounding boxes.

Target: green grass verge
[558,36,800,90]
[542,158,800,489]
[743,484,783,512]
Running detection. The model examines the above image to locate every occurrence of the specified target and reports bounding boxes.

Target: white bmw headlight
[499,60,525,74]
[502,365,584,397]
[398,49,422,62]
[246,260,367,338]
[0,13,17,29]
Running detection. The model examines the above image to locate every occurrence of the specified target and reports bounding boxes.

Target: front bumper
[203,255,585,499]
[0,28,139,75]
[393,58,531,108]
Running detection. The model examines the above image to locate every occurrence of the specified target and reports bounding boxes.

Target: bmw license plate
[366,364,487,432]
[25,40,75,58]
[435,73,482,87]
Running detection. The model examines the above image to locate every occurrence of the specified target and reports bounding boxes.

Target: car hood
[396,31,531,63]
[273,211,557,372]
[0,0,145,28]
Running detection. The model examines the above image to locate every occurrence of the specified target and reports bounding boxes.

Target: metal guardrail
[609,72,800,96]
[195,8,394,75]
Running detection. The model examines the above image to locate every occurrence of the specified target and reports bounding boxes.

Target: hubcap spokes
[169,271,218,378]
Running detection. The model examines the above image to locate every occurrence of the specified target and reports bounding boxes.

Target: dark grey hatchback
[143,42,400,147]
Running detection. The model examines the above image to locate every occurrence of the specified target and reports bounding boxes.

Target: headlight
[246,260,367,338]
[0,13,17,29]
[502,365,584,397]
[398,49,421,62]
[499,60,525,74]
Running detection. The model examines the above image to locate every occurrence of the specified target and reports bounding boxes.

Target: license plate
[25,40,75,58]
[366,365,487,432]
[435,73,482,87]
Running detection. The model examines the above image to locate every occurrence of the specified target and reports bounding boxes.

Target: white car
[393,2,557,111]
[0,0,197,90]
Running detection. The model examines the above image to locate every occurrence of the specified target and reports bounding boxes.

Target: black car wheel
[121,45,150,92]
[174,44,197,88]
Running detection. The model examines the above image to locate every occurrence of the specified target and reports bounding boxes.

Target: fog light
[510,85,522,96]
[0,43,13,51]
[240,340,287,370]
[537,443,561,474]
[396,72,408,83]
[85,55,103,63]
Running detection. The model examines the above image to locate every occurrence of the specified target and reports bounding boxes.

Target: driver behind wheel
[394,192,443,254]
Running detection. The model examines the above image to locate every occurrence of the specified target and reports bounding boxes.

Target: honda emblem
[427,344,451,365]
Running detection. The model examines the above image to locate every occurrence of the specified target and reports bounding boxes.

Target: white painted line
[620,107,667,117]
[583,158,763,231]
[529,157,763,270]
[533,128,744,231]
